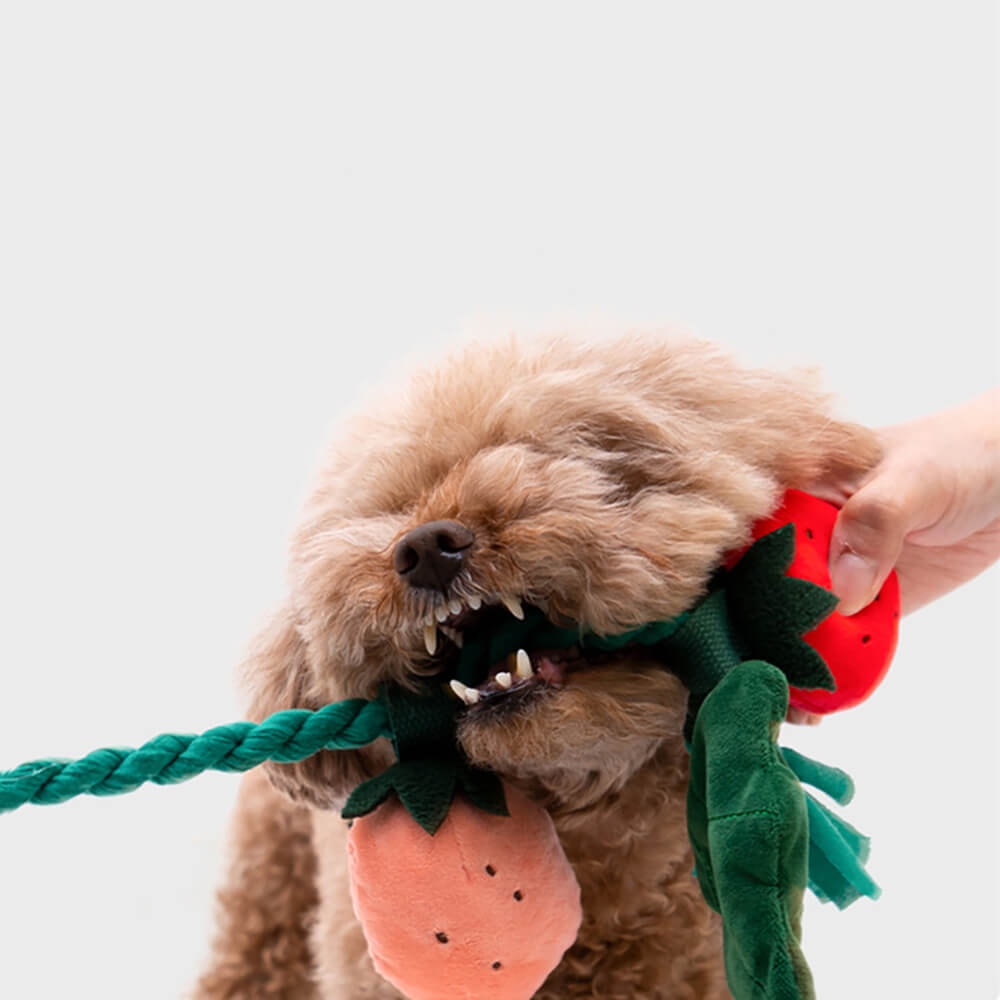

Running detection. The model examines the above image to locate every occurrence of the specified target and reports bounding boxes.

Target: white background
[0,4,996,998]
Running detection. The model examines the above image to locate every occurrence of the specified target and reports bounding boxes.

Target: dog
[195,332,879,999]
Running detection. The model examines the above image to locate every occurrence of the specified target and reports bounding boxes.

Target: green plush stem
[0,699,389,815]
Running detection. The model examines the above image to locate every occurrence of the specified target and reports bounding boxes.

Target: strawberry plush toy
[340,490,900,1000]
[730,489,900,715]
[341,684,582,1000]
[347,782,581,1000]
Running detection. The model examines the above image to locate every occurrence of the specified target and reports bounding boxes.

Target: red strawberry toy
[731,489,900,714]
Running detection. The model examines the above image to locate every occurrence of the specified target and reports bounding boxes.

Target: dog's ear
[244,606,393,811]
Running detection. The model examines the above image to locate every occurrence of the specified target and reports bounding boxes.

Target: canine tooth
[515,648,533,679]
[449,598,462,615]
[500,593,524,620]
[495,671,513,689]
[449,679,480,705]
[467,594,482,611]
[435,605,449,623]
[424,624,438,656]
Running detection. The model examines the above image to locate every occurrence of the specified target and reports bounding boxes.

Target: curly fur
[195,332,880,999]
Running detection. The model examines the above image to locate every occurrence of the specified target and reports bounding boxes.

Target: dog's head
[248,334,878,810]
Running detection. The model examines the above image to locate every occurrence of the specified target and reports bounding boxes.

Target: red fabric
[347,782,582,1000]
[730,489,900,714]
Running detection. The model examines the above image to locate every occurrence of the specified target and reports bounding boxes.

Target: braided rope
[0,699,389,815]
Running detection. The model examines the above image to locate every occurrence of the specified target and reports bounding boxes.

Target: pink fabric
[347,783,582,1000]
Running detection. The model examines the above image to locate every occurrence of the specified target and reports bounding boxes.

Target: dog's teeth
[448,598,462,616]
[500,594,524,620]
[424,624,438,656]
[441,626,464,648]
[449,679,480,705]
[495,671,513,689]
[467,594,482,611]
[515,648,533,679]
[435,605,449,623]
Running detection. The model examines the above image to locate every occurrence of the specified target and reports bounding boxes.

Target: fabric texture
[687,660,814,1000]
[347,781,582,1000]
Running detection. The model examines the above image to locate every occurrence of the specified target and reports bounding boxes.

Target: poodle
[195,333,879,999]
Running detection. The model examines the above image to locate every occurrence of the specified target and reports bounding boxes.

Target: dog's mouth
[448,644,617,708]
[417,590,527,656]
[411,591,626,711]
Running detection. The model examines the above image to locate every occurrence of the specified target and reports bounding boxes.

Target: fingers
[786,707,822,726]
[829,485,913,616]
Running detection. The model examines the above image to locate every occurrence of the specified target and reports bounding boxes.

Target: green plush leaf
[730,521,796,580]
[391,758,459,834]
[343,684,510,834]
[342,768,399,821]
[457,766,509,818]
[777,576,841,633]
[687,659,815,1000]
[343,684,464,833]
[723,526,838,692]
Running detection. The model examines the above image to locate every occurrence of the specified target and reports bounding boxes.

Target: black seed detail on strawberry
[862,635,871,644]
[485,864,496,876]
[492,962,502,970]
[513,890,523,900]
[436,932,448,943]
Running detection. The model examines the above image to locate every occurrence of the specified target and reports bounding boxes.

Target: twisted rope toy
[0,699,388,814]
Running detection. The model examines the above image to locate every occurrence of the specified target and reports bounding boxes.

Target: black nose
[393,520,475,590]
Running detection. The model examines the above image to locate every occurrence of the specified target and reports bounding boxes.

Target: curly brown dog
[195,333,879,999]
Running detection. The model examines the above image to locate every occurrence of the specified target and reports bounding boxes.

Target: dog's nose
[393,520,475,590]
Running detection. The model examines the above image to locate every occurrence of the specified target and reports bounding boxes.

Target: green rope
[0,699,389,815]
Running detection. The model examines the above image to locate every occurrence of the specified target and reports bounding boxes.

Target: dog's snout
[393,520,474,590]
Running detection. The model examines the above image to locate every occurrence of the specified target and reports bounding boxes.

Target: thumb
[829,483,912,616]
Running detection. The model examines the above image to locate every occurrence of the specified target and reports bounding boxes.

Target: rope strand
[0,699,389,815]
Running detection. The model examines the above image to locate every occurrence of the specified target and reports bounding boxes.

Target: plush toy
[0,489,899,1000]
[348,780,582,1000]
[726,489,900,715]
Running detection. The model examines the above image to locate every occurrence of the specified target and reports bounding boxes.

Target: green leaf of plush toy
[342,683,508,835]
[725,525,839,693]
[687,659,815,1000]
[456,764,511,818]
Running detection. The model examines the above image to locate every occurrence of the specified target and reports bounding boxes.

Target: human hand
[786,388,1000,728]
[823,387,1000,617]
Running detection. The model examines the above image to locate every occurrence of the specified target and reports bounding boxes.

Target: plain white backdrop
[0,4,996,998]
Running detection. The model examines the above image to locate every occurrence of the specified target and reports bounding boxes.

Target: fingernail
[830,551,877,616]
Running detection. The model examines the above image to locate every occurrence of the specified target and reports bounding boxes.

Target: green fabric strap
[0,699,388,814]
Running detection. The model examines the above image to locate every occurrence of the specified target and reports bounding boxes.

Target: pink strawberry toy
[340,685,582,1000]
[347,781,582,1000]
